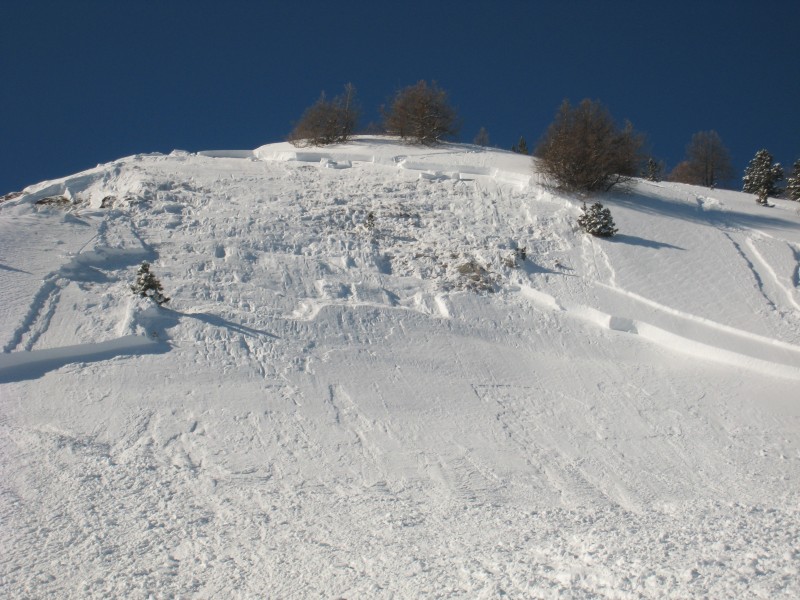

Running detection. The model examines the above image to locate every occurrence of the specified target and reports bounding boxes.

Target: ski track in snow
[2,138,800,598]
[745,235,800,312]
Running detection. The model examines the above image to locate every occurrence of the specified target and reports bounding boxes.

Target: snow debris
[2,136,800,598]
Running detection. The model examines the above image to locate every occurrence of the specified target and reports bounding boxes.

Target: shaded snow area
[2,137,800,598]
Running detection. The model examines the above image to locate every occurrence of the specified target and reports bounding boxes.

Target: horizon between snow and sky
[1,1,798,195]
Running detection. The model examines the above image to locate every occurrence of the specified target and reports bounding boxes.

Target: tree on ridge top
[382,80,460,146]
[473,126,490,147]
[512,136,529,155]
[743,149,783,205]
[786,159,800,201]
[288,83,359,147]
[534,98,644,193]
[669,130,734,188]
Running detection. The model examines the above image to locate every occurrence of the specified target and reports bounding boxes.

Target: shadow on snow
[607,234,685,250]
[175,309,280,339]
[610,187,798,233]
[0,336,169,384]
[0,309,278,383]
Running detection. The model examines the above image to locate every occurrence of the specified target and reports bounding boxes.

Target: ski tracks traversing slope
[745,234,800,313]
[3,337,799,598]
[0,209,99,352]
[525,189,800,377]
[0,167,175,355]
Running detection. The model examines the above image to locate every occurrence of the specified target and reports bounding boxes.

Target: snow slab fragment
[0,335,165,383]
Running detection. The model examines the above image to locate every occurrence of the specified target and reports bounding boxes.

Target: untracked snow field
[1,138,799,598]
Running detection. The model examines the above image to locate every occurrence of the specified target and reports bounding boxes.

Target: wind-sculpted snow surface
[1,137,800,598]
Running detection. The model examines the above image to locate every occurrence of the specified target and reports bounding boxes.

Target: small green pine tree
[743,149,784,205]
[131,262,169,305]
[577,202,618,237]
[512,136,529,155]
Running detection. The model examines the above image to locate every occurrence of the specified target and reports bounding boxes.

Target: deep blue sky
[2,1,798,193]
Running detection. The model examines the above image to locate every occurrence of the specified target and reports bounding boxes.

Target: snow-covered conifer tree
[131,262,170,305]
[786,159,800,201]
[743,149,784,205]
[577,202,618,237]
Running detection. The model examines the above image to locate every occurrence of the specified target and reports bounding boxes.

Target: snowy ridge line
[597,282,800,354]
[255,148,376,165]
[196,150,256,159]
[518,285,800,380]
[0,335,164,384]
[10,170,106,207]
[254,147,534,189]
[398,160,533,188]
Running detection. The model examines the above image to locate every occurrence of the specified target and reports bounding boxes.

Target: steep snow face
[2,137,800,598]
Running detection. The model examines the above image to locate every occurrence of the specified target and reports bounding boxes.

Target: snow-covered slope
[2,137,799,598]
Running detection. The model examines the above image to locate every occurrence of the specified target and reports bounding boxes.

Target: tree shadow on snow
[0,263,32,274]
[175,310,280,339]
[610,187,798,233]
[0,308,279,384]
[607,234,685,250]
[519,260,577,277]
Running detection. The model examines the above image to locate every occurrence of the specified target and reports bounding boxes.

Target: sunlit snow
[2,137,799,597]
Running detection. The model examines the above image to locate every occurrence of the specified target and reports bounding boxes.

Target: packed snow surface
[2,137,800,598]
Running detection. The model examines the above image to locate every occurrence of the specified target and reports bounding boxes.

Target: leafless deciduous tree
[669,130,734,188]
[667,161,695,184]
[288,83,359,147]
[535,99,644,193]
[382,80,460,146]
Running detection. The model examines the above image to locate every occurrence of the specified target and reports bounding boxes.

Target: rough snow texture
[2,137,800,598]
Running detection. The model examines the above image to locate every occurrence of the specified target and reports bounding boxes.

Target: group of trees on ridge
[288,81,800,207]
[289,81,459,147]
